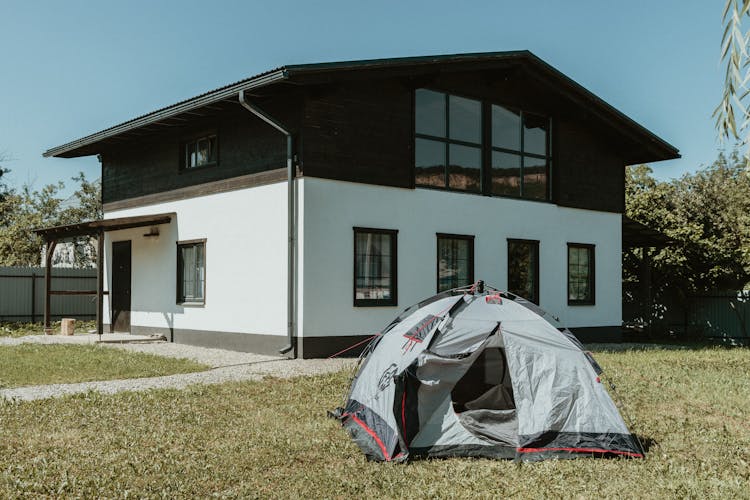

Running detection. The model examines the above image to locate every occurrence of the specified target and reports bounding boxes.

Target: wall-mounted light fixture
[143,226,160,238]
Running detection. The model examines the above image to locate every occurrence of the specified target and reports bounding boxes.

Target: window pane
[523,113,548,156]
[523,156,547,200]
[179,243,205,302]
[508,241,538,303]
[194,244,205,300]
[491,151,521,197]
[415,138,446,188]
[438,237,472,292]
[448,144,481,192]
[492,105,521,151]
[449,95,481,143]
[186,142,197,168]
[355,232,393,301]
[568,246,592,302]
[196,139,210,165]
[415,89,446,137]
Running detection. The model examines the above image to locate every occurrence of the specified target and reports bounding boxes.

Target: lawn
[0,346,748,497]
[0,320,97,338]
[0,344,208,388]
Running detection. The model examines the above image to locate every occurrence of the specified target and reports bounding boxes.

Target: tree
[716,0,750,158]
[625,152,750,295]
[0,173,101,268]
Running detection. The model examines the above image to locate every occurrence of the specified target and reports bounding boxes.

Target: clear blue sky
[0,0,729,195]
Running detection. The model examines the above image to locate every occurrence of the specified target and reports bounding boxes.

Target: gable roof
[43,51,679,162]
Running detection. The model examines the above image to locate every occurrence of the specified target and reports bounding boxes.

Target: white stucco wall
[300,177,622,338]
[103,182,288,336]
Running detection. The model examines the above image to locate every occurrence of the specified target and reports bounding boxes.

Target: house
[38,51,679,358]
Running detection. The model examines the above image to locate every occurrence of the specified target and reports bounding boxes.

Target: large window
[437,234,474,292]
[415,89,482,193]
[354,228,398,306]
[507,239,539,304]
[568,243,595,305]
[414,88,551,201]
[177,240,206,304]
[492,106,550,200]
[182,133,217,169]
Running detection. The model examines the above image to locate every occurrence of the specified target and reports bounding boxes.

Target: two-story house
[40,51,679,358]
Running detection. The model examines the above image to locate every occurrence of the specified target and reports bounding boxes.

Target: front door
[111,240,131,333]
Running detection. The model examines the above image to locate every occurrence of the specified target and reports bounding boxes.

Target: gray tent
[332,282,643,462]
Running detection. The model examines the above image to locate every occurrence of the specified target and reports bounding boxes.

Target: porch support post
[44,239,57,334]
[96,229,104,338]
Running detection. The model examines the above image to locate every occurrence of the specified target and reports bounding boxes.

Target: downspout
[239,89,295,356]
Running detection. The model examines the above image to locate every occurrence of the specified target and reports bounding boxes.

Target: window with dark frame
[354,228,397,307]
[182,134,217,169]
[437,234,474,292]
[415,89,482,193]
[415,88,552,201]
[568,243,595,305]
[507,239,540,304]
[177,240,206,304]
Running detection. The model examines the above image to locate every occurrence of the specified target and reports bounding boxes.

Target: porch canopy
[622,216,673,249]
[34,212,175,335]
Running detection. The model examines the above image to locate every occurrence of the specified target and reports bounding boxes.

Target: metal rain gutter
[238,89,295,357]
[44,70,288,158]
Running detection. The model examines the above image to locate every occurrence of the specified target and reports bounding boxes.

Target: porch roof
[622,216,673,248]
[34,212,175,241]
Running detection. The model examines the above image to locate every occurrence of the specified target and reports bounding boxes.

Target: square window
[183,134,217,169]
[354,228,398,307]
[177,240,206,304]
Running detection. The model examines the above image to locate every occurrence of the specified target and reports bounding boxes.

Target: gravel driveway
[1,333,357,402]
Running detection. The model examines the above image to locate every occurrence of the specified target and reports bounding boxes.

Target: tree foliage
[0,173,102,268]
[716,0,750,158]
[625,152,750,294]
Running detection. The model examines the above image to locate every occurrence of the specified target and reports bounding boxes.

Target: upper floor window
[492,106,550,200]
[182,134,217,169]
[415,90,482,193]
[414,88,551,201]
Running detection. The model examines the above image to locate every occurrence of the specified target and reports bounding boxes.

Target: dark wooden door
[111,240,131,333]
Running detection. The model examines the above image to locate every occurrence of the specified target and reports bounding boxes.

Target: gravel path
[1,333,357,402]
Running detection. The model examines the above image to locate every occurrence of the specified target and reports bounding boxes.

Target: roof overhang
[43,51,679,163]
[35,212,174,241]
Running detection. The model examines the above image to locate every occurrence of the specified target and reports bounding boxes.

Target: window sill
[568,301,595,306]
[179,162,218,173]
[178,301,205,308]
[354,300,398,308]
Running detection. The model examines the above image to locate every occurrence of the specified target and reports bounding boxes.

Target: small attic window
[182,133,217,169]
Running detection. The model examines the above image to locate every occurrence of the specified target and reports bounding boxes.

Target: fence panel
[0,266,97,322]
[690,293,750,343]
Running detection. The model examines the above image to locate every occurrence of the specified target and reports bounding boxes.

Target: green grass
[0,320,97,338]
[0,344,208,388]
[1,347,749,497]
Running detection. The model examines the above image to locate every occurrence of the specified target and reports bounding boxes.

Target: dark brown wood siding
[300,69,627,212]
[101,94,302,205]
[301,80,413,188]
[553,119,625,213]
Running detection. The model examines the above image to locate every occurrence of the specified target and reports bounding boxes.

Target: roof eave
[43,69,288,158]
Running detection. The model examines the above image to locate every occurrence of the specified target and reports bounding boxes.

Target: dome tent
[331,282,643,462]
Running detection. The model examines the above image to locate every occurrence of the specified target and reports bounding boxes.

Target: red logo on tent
[485,294,503,305]
[402,315,440,353]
